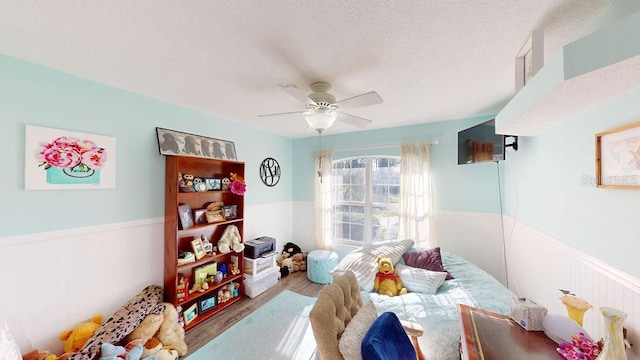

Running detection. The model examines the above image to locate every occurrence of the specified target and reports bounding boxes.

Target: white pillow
[338,300,378,360]
[330,239,415,292]
[394,263,447,294]
[0,322,22,360]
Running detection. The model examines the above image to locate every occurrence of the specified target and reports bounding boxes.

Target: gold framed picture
[191,238,206,260]
[183,303,198,326]
[596,121,640,189]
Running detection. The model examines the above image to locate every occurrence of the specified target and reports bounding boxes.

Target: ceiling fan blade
[257,110,304,118]
[278,84,316,106]
[334,91,383,110]
[338,112,373,128]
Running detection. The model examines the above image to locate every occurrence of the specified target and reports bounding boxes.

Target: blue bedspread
[362,251,514,360]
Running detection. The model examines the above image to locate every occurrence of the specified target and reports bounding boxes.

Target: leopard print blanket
[66,285,165,360]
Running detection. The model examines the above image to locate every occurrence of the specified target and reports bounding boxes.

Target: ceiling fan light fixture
[305,109,338,132]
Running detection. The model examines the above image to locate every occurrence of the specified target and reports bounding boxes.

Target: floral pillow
[402,247,454,280]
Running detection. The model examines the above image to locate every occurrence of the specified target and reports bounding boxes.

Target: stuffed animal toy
[99,342,158,360]
[291,253,307,272]
[374,256,407,297]
[182,174,194,188]
[156,302,187,356]
[59,315,103,354]
[230,172,245,184]
[21,350,57,360]
[125,303,187,358]
[282,242,302,258]
[125,312,164,345]
[217,225,244,253]
[277,242,304,277]
[155,348,178,360]
[221,177,231,191]
[229,261,240,275]
[99,343,125,360]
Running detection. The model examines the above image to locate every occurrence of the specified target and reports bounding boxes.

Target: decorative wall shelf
[495,11,640,136]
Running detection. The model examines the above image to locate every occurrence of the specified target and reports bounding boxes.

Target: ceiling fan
[258,82,383,133]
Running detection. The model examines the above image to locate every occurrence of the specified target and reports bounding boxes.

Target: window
[332,156,401,246]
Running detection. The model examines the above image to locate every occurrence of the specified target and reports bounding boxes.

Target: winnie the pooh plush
[59,315,103,354]
[374,256,407,297]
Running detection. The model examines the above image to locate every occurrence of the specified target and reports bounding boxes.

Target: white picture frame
[25,125,116,190]
[515,29,544,92]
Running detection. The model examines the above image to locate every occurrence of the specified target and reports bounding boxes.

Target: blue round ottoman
[307,250,339,284]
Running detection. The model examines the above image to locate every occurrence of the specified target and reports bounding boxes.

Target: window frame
[331,156,401,246]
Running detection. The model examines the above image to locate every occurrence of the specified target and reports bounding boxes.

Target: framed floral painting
[24,125,116,190]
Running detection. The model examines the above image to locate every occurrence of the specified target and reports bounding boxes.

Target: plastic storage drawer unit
[244,267,279,298]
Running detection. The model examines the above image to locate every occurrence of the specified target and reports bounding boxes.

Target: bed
[326,239,515,360]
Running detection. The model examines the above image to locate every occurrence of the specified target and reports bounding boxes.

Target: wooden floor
[184,271,325,356]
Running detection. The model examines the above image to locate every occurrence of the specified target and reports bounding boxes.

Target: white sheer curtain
[314,150,334,249]
[398,143,435,248]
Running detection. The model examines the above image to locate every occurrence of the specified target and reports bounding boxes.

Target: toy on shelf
[230,255,240,275]
[217,225,244,253]
[219,264,228,278]
[221,177,231,191]
[201,235,213,255]
[179,173,195,192]
[176,275,189,302]
[188,281,208,294]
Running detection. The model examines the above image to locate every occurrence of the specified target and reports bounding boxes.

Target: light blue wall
[0,54,292,237]
[292,114,506,213]
[588,0,640,33]
[504,87,640,278]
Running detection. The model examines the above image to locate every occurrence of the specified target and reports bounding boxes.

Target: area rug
[186,290,318,360]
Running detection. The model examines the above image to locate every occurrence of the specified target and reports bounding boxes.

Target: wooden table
[458,304,563,360]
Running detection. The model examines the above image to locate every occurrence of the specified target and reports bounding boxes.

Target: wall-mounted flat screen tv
[457,119,505,165]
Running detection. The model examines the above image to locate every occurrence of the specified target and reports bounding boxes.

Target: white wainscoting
[0,201,297,356]
[291,201,318,252]
[291,205,509,284]
[504,217,640,360]
[0,218,165,354]
[434,211,507,285]
[244,201,296,253]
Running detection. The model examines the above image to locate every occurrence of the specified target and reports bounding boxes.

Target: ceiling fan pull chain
[318,131,324,182]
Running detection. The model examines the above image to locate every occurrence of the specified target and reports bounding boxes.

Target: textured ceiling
[0,1,612,138]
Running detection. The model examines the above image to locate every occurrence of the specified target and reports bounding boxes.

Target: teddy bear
[59,315,103,354]
[291,253,307,272]
[277,242,305,277]
[21,350,57,360]
[124,303,187,358]
[374,255,407,297]
[217,225,244,253]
